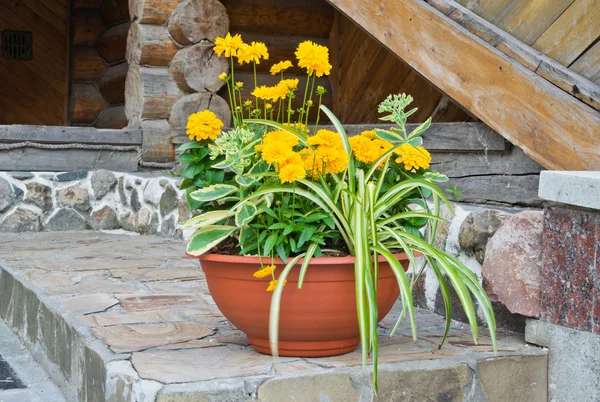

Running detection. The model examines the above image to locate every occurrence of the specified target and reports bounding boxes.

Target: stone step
[0,232,548,402]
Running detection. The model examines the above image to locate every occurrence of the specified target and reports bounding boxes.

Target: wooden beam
[0,125,141,145]
[0,149,138,172]
[170,122,506,152]
[325,0,600,170]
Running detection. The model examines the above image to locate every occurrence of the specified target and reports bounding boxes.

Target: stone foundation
[0,171,189,238]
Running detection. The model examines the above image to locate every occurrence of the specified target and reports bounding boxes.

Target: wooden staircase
[325,0,600,170]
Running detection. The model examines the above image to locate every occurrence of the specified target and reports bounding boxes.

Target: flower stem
[253,62,259,110]
[314,93,323,132]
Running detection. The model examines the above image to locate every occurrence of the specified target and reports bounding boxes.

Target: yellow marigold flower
[316,145,348,174]
[186,110,223,141]
[295,41,332,77]
[219,72,228,82]
[252,84,287,102]
[348,135,373,163]
[395,144,431,171]
[265,103,273,110]
[237,41,269,64]
[361,130,377,139]
[262,130,299,147]
[279,163,306,183]
[261,143,295,165]
[307,129,341,148]
[253,265,276,279]
[300,147,323,179]
[267,279,287,292]
[279,78,299,91]
[235,81,244,89]
[270,60,293,75]
[214,33,244,58]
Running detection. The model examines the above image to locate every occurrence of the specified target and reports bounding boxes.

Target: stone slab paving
[0,232,548,402]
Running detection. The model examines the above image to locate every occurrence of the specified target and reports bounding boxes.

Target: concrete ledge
[538,171,600,210]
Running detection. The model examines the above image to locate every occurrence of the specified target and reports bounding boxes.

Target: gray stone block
[0,208,42,233]
[54,170,88,182]
[56,186,91,213]
[538,171,600,211]
[90,206,120,230]
[91,170,117,200]
[159,186,178,217]
[45,209,88,231]
[0,177,16,213]
[477,355,547,402]
[24,183,53,211]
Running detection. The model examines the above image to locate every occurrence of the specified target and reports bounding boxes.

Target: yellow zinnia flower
[279,163,306,183]
[186,110,223,141]
[306,130,348,175]
[361,130,377,139]
[253,265,276,278]
[270,60,293,75]
[267,279,287,292]
[262,130,299,148]
[237,41,269,64]
[300,147,324,179]
[295,41,332,77]
[214,33,244,58]
[261,143,295,165]
[278,78,299,91]
[395,144,431,171]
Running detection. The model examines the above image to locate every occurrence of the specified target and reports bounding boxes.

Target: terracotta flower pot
[192,253,409,357]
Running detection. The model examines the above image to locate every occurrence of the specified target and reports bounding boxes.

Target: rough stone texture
[54,170,88,182]
[483,211,543,318]
[160,216,176,238]
[8,172,34,180]
[538,170,600,210]
[540,206,600,333]
[45,209,88,231]
[477,355,547,402]
[143,179,163,207]
[458,210,508,264]
[0,177,15,213]
[159,186,178,217]
[130,189,142,212]
[0,232,547,402]
[90,206,120,230]
[24,183,53,211]
[119,213,136,232]
[177,193,190,223]
[56,186,91,213]
[526,319,600,402]
[91,170,117,200]
[118,176,129,207]
[0,208,41,233]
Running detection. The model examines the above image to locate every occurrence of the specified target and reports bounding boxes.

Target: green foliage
[445,184,465,202]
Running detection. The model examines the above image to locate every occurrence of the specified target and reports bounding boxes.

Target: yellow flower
[253,265,276,278]
[251,84,288,102]
[261,143,295,165]
[349,134,393,166]
[279,79,299,91]
[395,144,431,171]
[186,110,223,141]
[279,163,306,183]
[265,103,273,110]
[361,130,376,139]
[267,279,287,292]
[237,41,269,64]
[219,72,228,82]
[243,100,253,108]
[235,81,244,89]
[295,41,332,77]
[262,130,299,148]
[307,129,341,147]
[300,147,323,179]
[305,130,348,175]
[283,122,309,133]
[214,33,244,58]
[270,60,293,75]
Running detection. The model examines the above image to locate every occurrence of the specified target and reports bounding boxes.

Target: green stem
[287,94,293,124]
[225,80,235,121]
[299,73,311,124]
[253,62,259,110]
[230,56,240,123]
[314,93,323,132]
[304,74,316,127]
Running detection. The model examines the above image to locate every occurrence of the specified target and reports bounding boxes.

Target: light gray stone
[143,179,163,207]
[119,213,136,232]
[8,171,34,180]
[477,355,547,402]
[54,170,88,182]
[25,182,53,211]
[0,208,41,232]
[91,170,117,200]
[90,206,120,230]
[130,189,142,212]
[483,211,543,318]
[178,193,190,223]
[160,216,176,237]
[258,372,360,402]
[458,209,508,263]
[159,186,178,217]
[0,177,16,213]
[136,208,158,235]
[526,319,600,402]
[45,209,88,231]
[118,177,129,207]
[56,186,91,213]
[538,170,600,211]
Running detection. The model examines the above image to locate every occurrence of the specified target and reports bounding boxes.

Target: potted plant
[178,33,496,391]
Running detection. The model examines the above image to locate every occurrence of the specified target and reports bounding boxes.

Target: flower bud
[235,81,244,89]
[265,103,273,110]
[306,100,313,107]
[219,72,228,82]
[316,86,326,95]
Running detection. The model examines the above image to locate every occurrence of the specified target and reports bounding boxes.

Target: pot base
[247,335,360,357]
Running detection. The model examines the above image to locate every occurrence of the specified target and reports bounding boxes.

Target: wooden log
[71,46,107,82]
[439,174,542,206]
[72,9,105,46]
[140,119,174,162]
[125,66,184,120]
[570,41,600,84]
[101,0,130,27]
[98,63,128,105]
[329,0,600,169]
[126,22,178,66]
[97,21,131,64]
[74,0,103,9]
[95,105,128,129]
[169,43,228,93]
[129,0,180,25]
[167,0,228,46]
[169,92,231,128]
[69,83,109,125]
[0,125,141,145]
[0,148,138,172]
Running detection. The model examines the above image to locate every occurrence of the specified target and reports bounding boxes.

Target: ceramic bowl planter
[191,253,410,357]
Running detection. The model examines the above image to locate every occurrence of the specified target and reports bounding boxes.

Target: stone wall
[0,171,189,238]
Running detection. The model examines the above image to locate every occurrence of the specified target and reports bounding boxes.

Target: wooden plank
[439,174,542,206]
[428,0,600,111]
[0,126,142,145]
[570,41,600,84]
[0,149,138,172]
[326,0,600,170]
[170,123,506,152]
[532,0,600,66]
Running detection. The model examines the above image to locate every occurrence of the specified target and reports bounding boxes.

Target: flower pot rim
[187,251,418,265]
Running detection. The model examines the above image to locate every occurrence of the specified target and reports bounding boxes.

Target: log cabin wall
[0,0,70,125]
[69,0,130,128]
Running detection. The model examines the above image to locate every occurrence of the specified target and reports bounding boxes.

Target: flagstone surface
[0,232,547,401]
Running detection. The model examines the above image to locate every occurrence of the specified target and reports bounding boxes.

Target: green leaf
[235,202,257,227]
[408,137,423,146]
[236,175,258,187]
[181,164,205,179]
[190,184,238,202]
[263,232,278,256]
[297,226,317,248]
[179,210,230,230]
[374,128,402,142]
[212,158,235,170]
[179,178,194,190]
[186,225,237,256]
[178,153,196,164]
[177,141,208,152]
[407,117,431,140]
[424,171,449,182]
